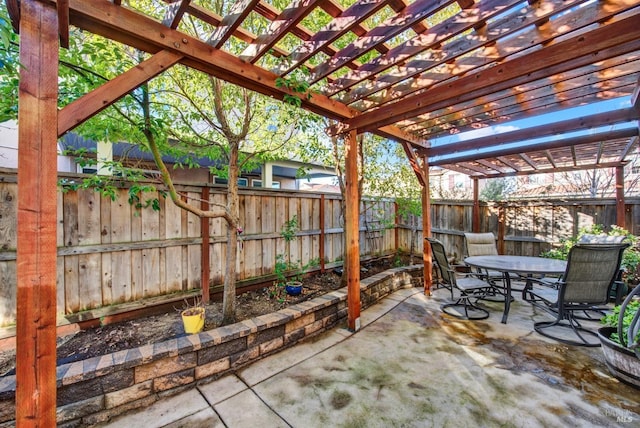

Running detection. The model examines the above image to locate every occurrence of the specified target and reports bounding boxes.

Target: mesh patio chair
[525,235,628,301]
[428,238,493,320]
[577,234,628,304]
[524,243,629,347]
[464,232,517,298]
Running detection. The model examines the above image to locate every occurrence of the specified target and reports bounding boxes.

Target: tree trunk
[222,144,240,324]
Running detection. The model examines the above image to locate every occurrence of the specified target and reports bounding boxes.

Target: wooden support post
[320,194,325,273]
[345,130,361,331]
[616,166,626,230]
[421,156,432,296]
[201,186,210,303]
[472,178,480,232]
[16,1,59,425]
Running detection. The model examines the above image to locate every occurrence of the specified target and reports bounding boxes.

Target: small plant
[601,295,640,346]
[273,215,320,295]
[179,297,204,316]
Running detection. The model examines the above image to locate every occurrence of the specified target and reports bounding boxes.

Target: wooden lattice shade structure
[9,0,640,424]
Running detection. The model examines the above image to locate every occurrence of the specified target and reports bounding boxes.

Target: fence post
[472,178,480,232]
[497,203,506,254]
[201,186,210,303]
[616,166,626,230]
[320,194,325,273]
[394,201,399,252]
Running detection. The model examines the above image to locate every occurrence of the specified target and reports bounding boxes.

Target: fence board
[0,183,17,251]
[0,260,16,326]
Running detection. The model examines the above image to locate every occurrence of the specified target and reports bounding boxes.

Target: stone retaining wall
[0,265,423,427]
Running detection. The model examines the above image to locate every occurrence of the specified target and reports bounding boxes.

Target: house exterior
[0,121,336,190]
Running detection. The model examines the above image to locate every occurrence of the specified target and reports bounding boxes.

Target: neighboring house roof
[60,133,335,179]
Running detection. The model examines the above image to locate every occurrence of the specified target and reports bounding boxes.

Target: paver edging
[0,264,423,426]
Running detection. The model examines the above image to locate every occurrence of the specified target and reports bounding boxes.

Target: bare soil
[0,254,416,376]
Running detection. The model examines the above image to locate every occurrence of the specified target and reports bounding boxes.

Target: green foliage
[540,224,640,283]
[601,298,640,345]
[395,197,422,220]
[275,67,312,107]
[274,215,319,286]
[280,215,299,242]
[58,148,165,211]
[480,178,514,201]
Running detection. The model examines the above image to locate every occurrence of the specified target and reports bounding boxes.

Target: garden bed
[0,263,423,426]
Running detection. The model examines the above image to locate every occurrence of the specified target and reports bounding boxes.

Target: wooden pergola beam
[206,0,259,49]
[328,0,520,98]
[16,0,59,424]
[65,0,424,147]
[275,0,390,76]
[399,141,426,187]
[58,50,184,136]
[345,15,640,133]
[337,0,570,104]
[459,161,627,179]
[240,0,324,63]
[309,0,459,84]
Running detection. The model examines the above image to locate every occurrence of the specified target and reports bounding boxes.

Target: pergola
[8,0,640,424]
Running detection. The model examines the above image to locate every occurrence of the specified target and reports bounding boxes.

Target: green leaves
[601,299,640,345]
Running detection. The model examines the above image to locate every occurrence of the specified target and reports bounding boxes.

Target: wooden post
[472,178,480,232]
[319,194,325,273]
[16,1,59,425]
[616,166,626,230]
[345,130,361,331]
[421,156,432,296]
[201,186,210,303]
[497,203,506,255]
[394,201,399,252]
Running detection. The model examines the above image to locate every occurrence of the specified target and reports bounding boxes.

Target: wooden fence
[0,171,397,327]
[1,168,639,328]
[424,198,640,263]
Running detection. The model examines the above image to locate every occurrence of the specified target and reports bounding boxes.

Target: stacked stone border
[0,265,423,427]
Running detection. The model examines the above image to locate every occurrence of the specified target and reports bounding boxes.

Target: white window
[271,181,281,189]
[237,177,248,186]
[251,179,262,188]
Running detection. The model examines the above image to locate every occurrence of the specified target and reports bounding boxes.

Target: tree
[0,1,321,324]
[480,178,515,201]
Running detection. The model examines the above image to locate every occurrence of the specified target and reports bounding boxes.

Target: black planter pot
[597,327,640,389]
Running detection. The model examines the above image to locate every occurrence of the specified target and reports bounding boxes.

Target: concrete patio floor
[97,286,639,427]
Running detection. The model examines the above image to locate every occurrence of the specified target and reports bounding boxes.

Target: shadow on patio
[97,287,638,427]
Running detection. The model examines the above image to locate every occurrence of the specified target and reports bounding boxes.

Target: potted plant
[598,285,640,388]
[180,299,205,334]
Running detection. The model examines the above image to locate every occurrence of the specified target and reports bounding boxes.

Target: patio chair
[428,238,493,320]
[464,232,517,297]
[524,243,629,347]
[577,234,628,304]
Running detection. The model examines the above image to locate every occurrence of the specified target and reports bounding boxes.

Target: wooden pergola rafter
[10,0,640,425]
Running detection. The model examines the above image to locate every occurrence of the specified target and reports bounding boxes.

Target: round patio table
[464,255,567,324]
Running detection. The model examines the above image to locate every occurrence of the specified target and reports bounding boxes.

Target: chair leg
[441,294,489,320]
[534,314,601,347]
